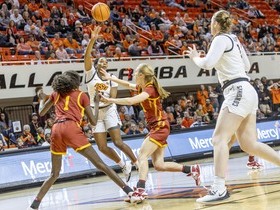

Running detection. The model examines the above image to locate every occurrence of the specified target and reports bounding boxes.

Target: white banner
[0,55,280,100]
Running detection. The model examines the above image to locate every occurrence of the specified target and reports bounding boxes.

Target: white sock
[213,176,226,191]
[117,160,125,168]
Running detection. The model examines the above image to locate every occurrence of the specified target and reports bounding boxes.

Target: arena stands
[0,0,279,61]
[0,0,280,150]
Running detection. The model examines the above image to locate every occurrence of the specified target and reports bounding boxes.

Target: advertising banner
[1,55,280,99]
[0,120,279,189]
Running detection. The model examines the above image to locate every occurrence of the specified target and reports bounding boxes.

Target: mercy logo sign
[257,121,279,141]
[188,137,213,150]
[21,160,65,179]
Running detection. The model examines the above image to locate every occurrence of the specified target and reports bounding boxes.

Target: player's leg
[236,114,280,166]
[94,109,123,164]
[227,134,236,149]
[108,127,137,182]
[106,108,138,181]
[94,132,122,163]
[197,108,243,203]
[228,134,262,169]
[151,147,201,186]
[136,137,158,191]
[212,108,243,178]
[109,127,138,164]
[78,146,144,203]
[30,154,62,209]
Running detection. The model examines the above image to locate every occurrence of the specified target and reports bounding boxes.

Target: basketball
[91,3,110,22]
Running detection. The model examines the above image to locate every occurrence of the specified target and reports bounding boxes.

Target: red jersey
[50,90,90,124]
[138,83,167,126]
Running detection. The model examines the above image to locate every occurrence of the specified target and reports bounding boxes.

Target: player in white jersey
[186,10,280,204]
[84,27,138,182]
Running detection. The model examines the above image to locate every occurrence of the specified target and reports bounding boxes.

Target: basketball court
[1,150,280,210]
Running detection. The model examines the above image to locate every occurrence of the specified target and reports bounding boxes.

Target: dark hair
[52,71,79,95]
[213,10,232,33]
[93,57,100,68]
[64,70,80,88]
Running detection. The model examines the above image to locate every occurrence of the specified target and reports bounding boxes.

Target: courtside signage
[0,55,279,99]
[0,120,278,189]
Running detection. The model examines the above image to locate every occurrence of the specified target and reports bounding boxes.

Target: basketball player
[29,71,144,209]
[186,10,280,203]
[99,63,201,199]
[84,26,138,182]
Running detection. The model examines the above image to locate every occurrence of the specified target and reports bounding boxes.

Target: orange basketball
[91,3,110,22]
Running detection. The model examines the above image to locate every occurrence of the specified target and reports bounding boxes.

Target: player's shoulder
[214,33,232,40]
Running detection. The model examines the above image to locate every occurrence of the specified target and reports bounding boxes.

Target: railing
[1,51,280,66]
[3,105,35,130]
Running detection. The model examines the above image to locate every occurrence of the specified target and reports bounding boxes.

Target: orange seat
[17,55,31,61]
[0,47,13,56]
[3,55,17,61]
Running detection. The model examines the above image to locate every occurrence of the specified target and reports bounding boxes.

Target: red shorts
[50,120,91,155]
[147,120,170,148]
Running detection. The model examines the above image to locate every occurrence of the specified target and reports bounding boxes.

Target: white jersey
[85,66,118,107]
[193,33,250,85]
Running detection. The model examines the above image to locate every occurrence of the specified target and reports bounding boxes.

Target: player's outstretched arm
[100,92,149,106]
[99,68,136,90]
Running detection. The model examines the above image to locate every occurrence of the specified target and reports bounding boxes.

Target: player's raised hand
[90,26,101,41]
[186,44,201,59]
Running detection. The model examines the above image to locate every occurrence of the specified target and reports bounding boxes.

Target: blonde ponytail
[152,75,170,99]
[138,63,170,99]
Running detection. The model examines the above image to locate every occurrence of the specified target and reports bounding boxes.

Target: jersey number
[64,96,70,110]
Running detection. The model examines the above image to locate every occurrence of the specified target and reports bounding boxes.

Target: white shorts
[92,104,122,133]
[221,81,258,118]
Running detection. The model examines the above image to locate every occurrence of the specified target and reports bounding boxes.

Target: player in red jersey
[99,64,201,199]
[29,71,144,210]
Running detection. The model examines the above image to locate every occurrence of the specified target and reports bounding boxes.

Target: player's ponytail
[138,63,170,99]
[152,75,170,99]
[213,10,232,34]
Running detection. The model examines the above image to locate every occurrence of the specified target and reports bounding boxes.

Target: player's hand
[186,44,201,59]
[99,68,111,80]
[37,88,47,100]
[90,26,101,41]
[99,93,110,103]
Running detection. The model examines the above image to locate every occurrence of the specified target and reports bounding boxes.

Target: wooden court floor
[1,151,280,210]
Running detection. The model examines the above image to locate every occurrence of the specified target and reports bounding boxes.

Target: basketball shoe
[134,187,148,199]
[246,160,262,169]
[122,161,132,182]
[196,186,229,204]
[125,191,145,204]
[187,164,201,186]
